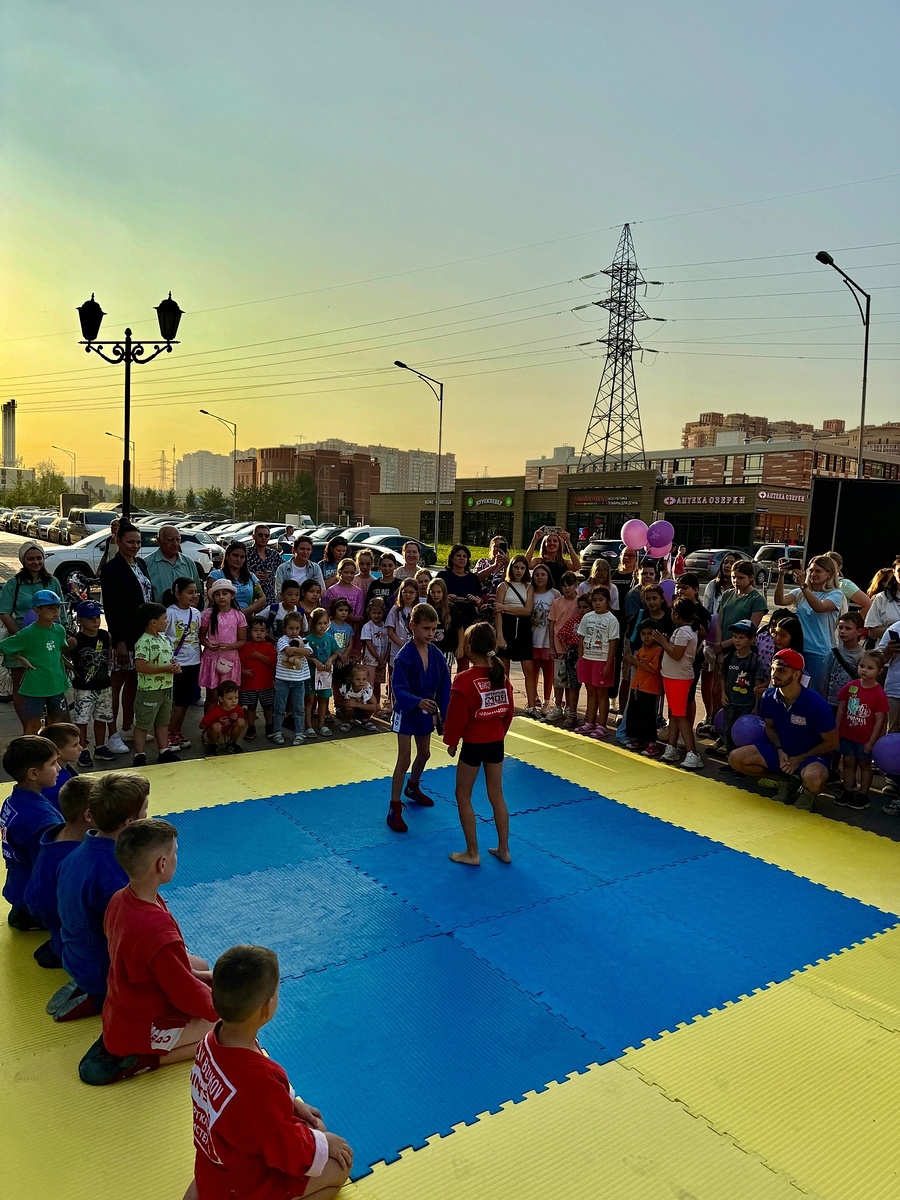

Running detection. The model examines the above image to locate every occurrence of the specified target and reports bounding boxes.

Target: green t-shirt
[134,631,174,691]
[1,621,69,697]
[0,575,64,624]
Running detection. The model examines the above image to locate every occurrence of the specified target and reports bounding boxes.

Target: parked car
[10,506,42,534]
[25,511,58,540]
[46,516,71,545]
[344,526,401,545]
[753,543,806,583]
[66,508,120,544]
[362,534,438,567]
[682,548,765,587]
[135,523,224,575]
[578,538,626,577]
[44,527,221,591]
[0,508,13,531]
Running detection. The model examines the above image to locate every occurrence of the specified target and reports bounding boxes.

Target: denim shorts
[20,693,68,720]
[839,737,872,762]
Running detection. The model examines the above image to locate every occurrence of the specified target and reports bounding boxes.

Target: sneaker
[340,722,352,732]
[833,789,853,807]
[844,792,869,811]
[33,940,61,969]
[224,742,244,754]
[158,749,180,765]
[882,797,900,816]
[681,751,703,770]
[292,733,306,746]
[106,733,128,755]
[562,714,578,730]
[77,749,93,768]
[78,1035,159,1087]
[243,725,257,742]
[264,723,274,738]
[793,790,816,811]
[661,746,680,764]
[318,726,333,737]
[94,745,116,762]
[641,743,662,757]
[697,722,715,738]
[541,706,564,724]
[270,733,285,746]
[387,801,409,832]
[404,780,434,806]
[718,762,735,773]
[132,753,147,768]
[305,727,317,738]
[522,707,538,718]
[204,743,220,756]
[881,781,899,798]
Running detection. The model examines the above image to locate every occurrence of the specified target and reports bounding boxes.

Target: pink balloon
[647,541,672,559]
[621,519,649,550]
[646,520,675,548]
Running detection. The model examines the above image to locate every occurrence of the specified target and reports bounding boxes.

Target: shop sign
[571,494,634,506]
[465,495,514,508]
[423,497,453,505]
[757,489,807,504]
[663,494,746,507]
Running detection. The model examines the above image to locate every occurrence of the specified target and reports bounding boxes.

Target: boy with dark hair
[827,611,866,712]
[53,772,150,1022]
[720,620,767,761]
[187,944,353,1200]
[0,735,60,930]
[0,589,70,733]
[24,776,94,968]
[38,722,82,807]
[200,681,247,755]
[268,579,304,641]
[133,601,182,768]
[67,598,117,766]
[79,817,217,1086]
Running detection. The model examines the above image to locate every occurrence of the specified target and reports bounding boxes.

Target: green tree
[184,488,198,511]
[164,488,178,509]
[198,487,227,514]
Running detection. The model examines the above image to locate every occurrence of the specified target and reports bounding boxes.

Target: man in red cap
[729,648,838,809]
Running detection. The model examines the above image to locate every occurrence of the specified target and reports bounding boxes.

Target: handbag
[215,657,233,675]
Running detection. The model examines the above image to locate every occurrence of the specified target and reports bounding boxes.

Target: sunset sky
[1,1,898,486]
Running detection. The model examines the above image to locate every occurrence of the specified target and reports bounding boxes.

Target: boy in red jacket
[443,621,514,866]
[79,818,217,1086]
[186,944,354,1200]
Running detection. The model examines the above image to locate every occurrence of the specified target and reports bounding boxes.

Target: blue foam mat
[165,856,441,976]
[268,778,460,853]
[160,801,331,888]
[348,828,604,931]
[454,885,770,1054]
[262,936,605,1177]
[512,795,725,880]
[614,852,898,978]
[421,759,598,816]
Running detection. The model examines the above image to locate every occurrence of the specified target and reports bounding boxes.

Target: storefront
[460,491,515,545]
[752,489,808,545]
[657,489,756,549]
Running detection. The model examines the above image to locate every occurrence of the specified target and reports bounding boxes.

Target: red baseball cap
[773,648,805,671]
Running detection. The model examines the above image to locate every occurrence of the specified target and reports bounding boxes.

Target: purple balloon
[873,733,900,777]
[660,578,676,603]
[713,708,725,736]
[732,714,766,748]
[646,520,675,548]
[621,519,649,550]
[647,541,672,559]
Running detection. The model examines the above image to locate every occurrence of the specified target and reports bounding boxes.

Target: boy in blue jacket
[53,771,149,1022]
[388,603,451,832]
[24,775,94,969]
[1,736,60,930]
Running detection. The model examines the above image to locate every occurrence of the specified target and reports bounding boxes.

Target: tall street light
[199,409,238,519]
[106,432,136,492]
[394,361,443,547]
[52,445,76,493]
[315,463,337,523]
[815,252,870,480]
[77,292,183,518]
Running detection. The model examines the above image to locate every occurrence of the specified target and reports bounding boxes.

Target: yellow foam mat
[621,957,900,1199]
[790,923,900,1032]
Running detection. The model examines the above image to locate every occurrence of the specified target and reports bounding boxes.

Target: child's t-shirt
[530,589,559,650]
[57,830,127,996]
[722,648,764,709]
[661,625,698,680]
[876,623,900,698]
[0,621,69,697]
[70,630,112,690]
[268,603,307,641]
[631,644,663,695]
[23,824,79,956]
[200,704,247,737]
[275,635,311,682]
[329,620,353,658]
[360,620,389,664]
[385,605,413,661]
[0,786,62,909]
[577,611,620,662]
[340,679,374,705]
[827,644,864,706]
[103,887,217,1057]
[191,1027,328,1198]
[837,680,890,744]
[367,576,401,610]
[238,641,276,692]
[305,630,339,691]
[165,606,202,667]
[134,631,174,691]
[322,581,365,621]
[548,594,581,654]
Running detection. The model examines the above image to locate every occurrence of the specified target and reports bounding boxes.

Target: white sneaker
[292,733,306,746]
[661,746,680,764]
[541,706,564,723]
[107,733,129,755]
[681,751,703,770]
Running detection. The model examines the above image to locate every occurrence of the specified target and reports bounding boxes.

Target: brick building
[234,447,380,523]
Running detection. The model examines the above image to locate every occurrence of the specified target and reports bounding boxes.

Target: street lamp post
[315,464,336,523]
[105,433,136,494]
[815,252,870,480]
[52,445,76,493]
[394,361,443,547]
[199,410,238,519]
[77,293,182,519]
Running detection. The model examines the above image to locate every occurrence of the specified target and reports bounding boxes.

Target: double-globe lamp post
[199,410,238,520]
[815,252,870,481]
[76,292,183,519]
[394,361,443,547]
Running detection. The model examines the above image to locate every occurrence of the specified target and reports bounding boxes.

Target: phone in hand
[889,630,900,643]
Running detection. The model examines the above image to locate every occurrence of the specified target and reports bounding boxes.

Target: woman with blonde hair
[774,554,845,697]
[577,555,619,610]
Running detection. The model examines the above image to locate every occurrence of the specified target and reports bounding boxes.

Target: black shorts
[460,739,505,767]
[500,613,533,662]
[171,663,200,707]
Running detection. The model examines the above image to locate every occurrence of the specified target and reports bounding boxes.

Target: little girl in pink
[199,579,247,709]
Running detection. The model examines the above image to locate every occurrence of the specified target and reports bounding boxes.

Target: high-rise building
[2,399,16,467]
[176,450,234,494]
[295,440,456,492]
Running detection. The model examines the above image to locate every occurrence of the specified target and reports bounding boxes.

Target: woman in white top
[865,559,900,639]
[774,554,845,697]
[494,554,537,714]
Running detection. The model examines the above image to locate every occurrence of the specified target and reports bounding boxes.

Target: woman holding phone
[525,525,581,590]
